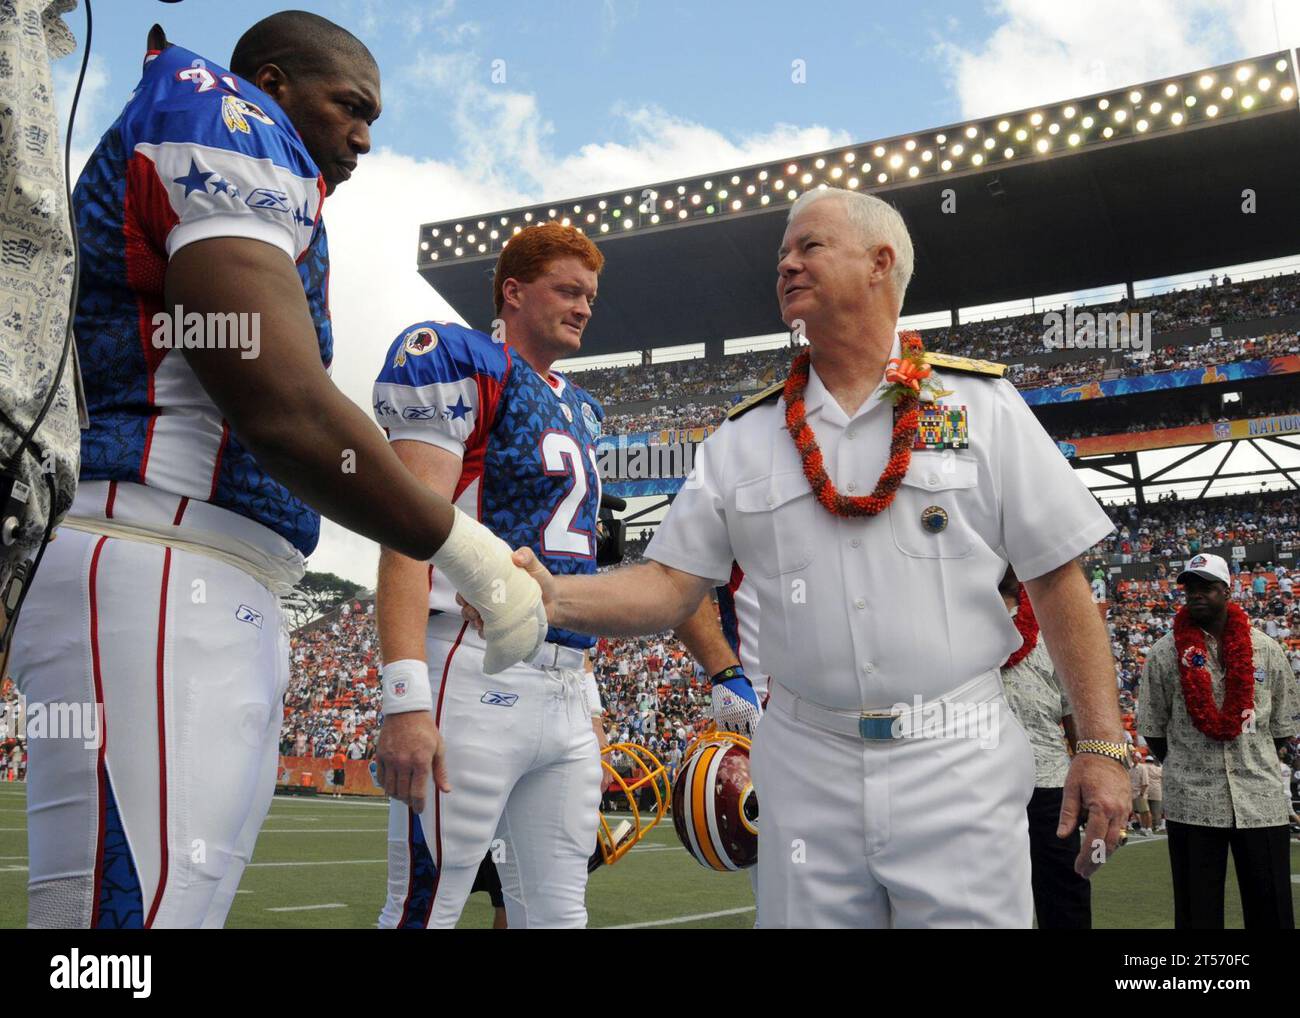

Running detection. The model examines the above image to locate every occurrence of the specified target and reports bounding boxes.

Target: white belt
[768,670,1003,742]
[426,611,586,672]
[61,481,305,597]
[528,640,585,671]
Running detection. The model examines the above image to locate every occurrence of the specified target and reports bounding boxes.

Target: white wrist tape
[430,507,548,675]
[382,659,432,716]
[582,670,602,717]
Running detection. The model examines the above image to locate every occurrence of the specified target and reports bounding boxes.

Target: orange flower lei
[783,332,928,518]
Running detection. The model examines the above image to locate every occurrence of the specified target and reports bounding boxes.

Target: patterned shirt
[1138,626,1300,828]
[0,1,80,565]
[1000,640,1072,788]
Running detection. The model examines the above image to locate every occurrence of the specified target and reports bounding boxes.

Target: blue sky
[56,0,1300,583]
[82,1,1000,162]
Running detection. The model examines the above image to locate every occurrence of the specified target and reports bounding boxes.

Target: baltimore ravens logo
[582,402,601,437]
[221,94,274,134]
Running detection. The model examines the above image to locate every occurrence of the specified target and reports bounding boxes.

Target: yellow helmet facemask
[593,741,670,867]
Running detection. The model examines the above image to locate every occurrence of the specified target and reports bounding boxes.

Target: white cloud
[304,91,850,584]
[937,0,1300,119]
[53,52,109,182]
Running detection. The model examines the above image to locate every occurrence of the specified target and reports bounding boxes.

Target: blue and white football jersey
[373,323,605,650]
[75,43,330,555]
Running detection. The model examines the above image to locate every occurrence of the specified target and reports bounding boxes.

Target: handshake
[431,507,556,673]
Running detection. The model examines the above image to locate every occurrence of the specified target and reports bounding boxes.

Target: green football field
[1,782,1296,928]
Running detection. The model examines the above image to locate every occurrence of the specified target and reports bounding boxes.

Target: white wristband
[382,659,432,716]
[582,669,602,718]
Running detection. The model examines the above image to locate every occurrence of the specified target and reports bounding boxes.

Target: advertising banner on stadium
[596,428,717,497]
[1022,354,1300,407]
[1056,411,1300,459]
[277,756,383,797]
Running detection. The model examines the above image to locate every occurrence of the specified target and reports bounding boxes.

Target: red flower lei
[783,332,927,517]
[1003,585,1039,668]
[1172,603,1255,742]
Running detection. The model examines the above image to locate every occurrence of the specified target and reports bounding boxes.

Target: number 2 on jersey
[540,430,599,557]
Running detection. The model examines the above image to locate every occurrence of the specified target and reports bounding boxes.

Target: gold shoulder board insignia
[726,380,785,421]
[922,351,1007,378]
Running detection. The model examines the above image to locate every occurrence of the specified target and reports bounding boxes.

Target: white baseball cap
[1177,553,1231,586]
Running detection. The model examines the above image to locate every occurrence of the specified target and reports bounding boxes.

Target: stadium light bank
[417,53,1297,267]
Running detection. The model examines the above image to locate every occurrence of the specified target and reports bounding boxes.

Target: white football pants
[378,616,602,929]
[10,524,289,928]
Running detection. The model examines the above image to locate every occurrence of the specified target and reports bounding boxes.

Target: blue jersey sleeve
[373,322,509,455]
[120,45,324,263]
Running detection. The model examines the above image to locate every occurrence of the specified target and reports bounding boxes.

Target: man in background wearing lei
[497,187,1133,928]
[1139,553,1299,929]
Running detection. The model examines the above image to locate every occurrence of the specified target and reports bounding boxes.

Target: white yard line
[247,858,385,868]
[258,828,386,834]
[604,906,755,929]
[265,903,347,913]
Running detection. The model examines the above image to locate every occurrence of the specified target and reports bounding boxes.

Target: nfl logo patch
[392,680,408,698]
[560,403,573,423]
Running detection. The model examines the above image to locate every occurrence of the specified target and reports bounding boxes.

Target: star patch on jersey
[896,403,969,450]
[403,327,438,356]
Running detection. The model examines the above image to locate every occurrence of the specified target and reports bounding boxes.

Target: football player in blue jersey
[9,12,545,929]
[371,223,613,928]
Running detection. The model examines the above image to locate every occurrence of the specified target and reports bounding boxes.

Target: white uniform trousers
[751,675,1036,928]
[9,526,289,928]
[378,617,601,929]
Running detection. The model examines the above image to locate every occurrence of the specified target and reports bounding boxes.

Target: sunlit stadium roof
[417,51,1300,356]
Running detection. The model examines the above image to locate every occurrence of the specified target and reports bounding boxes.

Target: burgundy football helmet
[672,730,758,870]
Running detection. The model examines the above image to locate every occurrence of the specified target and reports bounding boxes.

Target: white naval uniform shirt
[646,333,1115,710]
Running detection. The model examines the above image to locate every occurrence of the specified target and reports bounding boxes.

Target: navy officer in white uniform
[486,186,1133,928]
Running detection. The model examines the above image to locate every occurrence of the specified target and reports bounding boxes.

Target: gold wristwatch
[1075,739,1131,769]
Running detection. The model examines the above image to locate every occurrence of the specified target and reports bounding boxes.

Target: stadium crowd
[1008,331,1300,391]
[601,401,727,435]
[1047,394,1300,442]
[927,271,1300,362]
[571,346,792,403]
[280,599,382,762]
[1088,491,1300,567]
[572,270,1300,432]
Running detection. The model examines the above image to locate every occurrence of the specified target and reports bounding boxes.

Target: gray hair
[788,187,914,311]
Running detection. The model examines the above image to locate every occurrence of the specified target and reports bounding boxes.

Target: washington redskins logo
[221,94,275,134]
[403,327,439,356]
